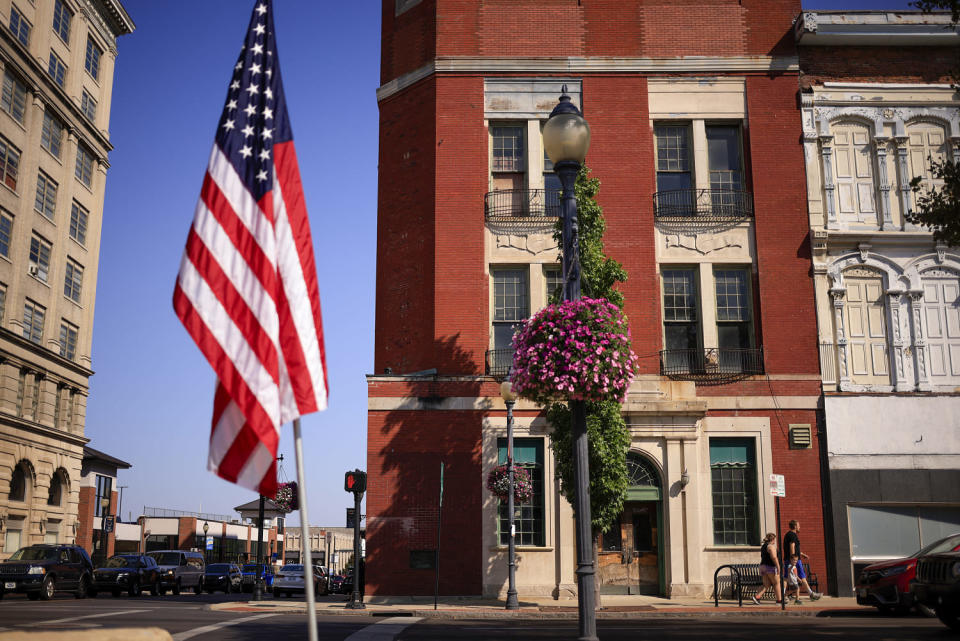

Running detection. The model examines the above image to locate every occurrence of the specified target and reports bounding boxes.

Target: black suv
[910,550,960,631]
[0,544,94,600]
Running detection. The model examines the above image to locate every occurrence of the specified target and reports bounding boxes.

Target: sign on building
[769,474,786,497]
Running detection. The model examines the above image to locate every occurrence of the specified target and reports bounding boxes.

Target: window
[95,474,112,517]
[662,268,700,365]
[41,111,64,158]
[63,259,82,302]
[9,464,26,501]
[907,122,948,202]
[23,299,44,343]
[0,136,20,190]
[75,144,93,187]
[47,51,66,87]
[80,89,95,121]
[655,124,692,193]
[714,268,752,351]
[0,210,11,257]
[52,0,72,43]
[492,268,528,354]
[710,438,759,546]
[69,201,87,244]
[0,283,6,321]
[59,320,77,359]
[542,140,561,215]
[707,125,744,210]
[545,265,562,304]
[84,36,101,80]
[4,525,22,553]
[34,171,57,219]
[47,471,64,506]
[29,234,51,281]
[492,125,524,172]
[843,269,889,385]
[9,5,31,46]
[832,122,876,222]
[1,70,27,123]
[497,438,545,547]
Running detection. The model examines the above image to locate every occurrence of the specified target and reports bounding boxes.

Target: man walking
[783,520,822,601]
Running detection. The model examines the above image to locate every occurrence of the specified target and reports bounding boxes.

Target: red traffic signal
[344,470,367,494]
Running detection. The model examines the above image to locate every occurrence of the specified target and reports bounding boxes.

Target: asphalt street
[0,592,952,640]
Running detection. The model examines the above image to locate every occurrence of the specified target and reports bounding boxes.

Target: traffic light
[344,470,367,494]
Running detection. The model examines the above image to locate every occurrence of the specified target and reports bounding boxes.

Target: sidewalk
[210,594,870,619]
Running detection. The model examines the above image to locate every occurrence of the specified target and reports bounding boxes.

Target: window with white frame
[842,268,889,385]
[95,474,112,517]
[920,269,960,386]
[707,125,744,210]
[41,111,64,158]
[0,135,21,190]
[47,51,66,87]
[84,35,101,80]
[497,438,545,547]
[545,265,562,304]
[907,121,947,200]
[69,200,87,244]
[662,267,700,352]
[710,437,759,546]
[714,268,753,351]
[9,5,31,46]
[52,0,72,43]
[0,209,12,257]
[655,124,693,194]
[1,69,27,123]
[75,143,93,187]
[29,234,51,281]
[22,299,44,343]
[59,320,77,360]
[492,268,528,354]
[832,122,877,223]
[491,124,525,194]
[80,89,96,121]
[63,259,82,302]
[35,171,57,219]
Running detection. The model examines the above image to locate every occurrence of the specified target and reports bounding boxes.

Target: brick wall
[800,46,958,88]
[77,486,94,554]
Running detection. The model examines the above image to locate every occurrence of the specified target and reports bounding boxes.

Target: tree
[904,0,960,245]
[545,165,630,535]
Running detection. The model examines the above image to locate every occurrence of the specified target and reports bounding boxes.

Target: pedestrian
[785,553,801,604]
[783,520,822,600]
[751,532,782,605]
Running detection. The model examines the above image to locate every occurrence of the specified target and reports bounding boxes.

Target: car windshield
[149,553,182,566]
[916,533,960,557]
[105,556,136,568]
[8,547,58,561]
[207,564,230,572]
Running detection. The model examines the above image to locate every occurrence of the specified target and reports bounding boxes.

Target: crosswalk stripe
[344,616,424,641]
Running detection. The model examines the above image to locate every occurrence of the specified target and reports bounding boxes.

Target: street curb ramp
[0,629,173,641]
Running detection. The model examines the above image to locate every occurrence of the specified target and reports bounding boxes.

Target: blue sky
[91,0,917,527]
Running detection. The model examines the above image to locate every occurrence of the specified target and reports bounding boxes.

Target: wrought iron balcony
[484,189,561,231]
[653,189,753,233]
[486,348,514,379]
[659,347,764,384]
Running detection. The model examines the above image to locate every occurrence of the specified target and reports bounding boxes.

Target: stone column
[820,135,838,229]
[908,292,932,391]
[894,136,914,230]
[887,291,910,391]
[874,137,893,229]
[831,289,850,389]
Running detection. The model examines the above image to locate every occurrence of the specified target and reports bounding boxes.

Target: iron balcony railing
[486,348,514,379]
[653,188,754,219]
[485,188,562,222]
[659,347,764,383]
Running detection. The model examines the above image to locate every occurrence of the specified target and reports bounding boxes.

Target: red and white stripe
[174,143,327,496]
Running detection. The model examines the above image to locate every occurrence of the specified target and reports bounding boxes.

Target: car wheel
[129,580,140,597]
[75,575,90,599]
[40,576,56,601]
[936,606,960,631]
[173,580,181,596]
[915,602,937,618]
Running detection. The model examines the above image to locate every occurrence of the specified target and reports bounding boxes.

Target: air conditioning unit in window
[27,264,39,277]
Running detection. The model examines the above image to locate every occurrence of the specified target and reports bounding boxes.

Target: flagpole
[294,418,318,641]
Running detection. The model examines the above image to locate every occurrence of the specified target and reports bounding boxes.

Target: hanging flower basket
[511,297,637,405]
[274,481,298,513]
[486,464,534,503]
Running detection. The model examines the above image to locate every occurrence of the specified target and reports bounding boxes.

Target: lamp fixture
[680,469,691,488]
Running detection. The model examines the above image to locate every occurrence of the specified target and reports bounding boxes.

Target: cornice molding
[377,56,800,103]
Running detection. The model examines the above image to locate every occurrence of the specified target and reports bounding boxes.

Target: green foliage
[911,0,960,23]
[546,164,630,534]
[546,400,630,533]
[906,160,960,247]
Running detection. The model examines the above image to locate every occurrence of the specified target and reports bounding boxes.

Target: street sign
[769,474,785,497]
[346,507,356,529]
[206,536,214,550]
[103,516,115,534]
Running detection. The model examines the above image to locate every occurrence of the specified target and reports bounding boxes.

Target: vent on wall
[789,425,812,449]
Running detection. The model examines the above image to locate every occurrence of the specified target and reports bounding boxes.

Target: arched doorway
[597,452,664,595]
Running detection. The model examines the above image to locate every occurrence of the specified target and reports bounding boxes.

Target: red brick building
[368,0,825,599]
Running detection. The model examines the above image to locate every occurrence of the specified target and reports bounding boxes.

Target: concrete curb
[0,629,173,641]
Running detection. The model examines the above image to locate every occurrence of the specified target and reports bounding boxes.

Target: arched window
[9,463,27,502]
[842,267,890,386]
[907,121,947,196]
[626,453,661,489]
[921,267,960,387]
[832,122,877,224]
[47,469,66,507]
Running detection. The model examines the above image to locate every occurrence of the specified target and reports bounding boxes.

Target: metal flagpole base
[293,419,319,641]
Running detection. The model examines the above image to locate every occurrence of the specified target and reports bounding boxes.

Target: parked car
[910,549,960,631]
[240,563,274,592]
[328,573,345,594]
[857,532,960,615]
[273,564,311,597]
[203,563,242,594]
[91,554,160,597]
[0,544,93,601]
[339,571,355,595]
[146,550,205,595]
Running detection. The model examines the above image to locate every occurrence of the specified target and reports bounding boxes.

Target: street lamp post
[500,374,519,610]
[542,86,596,641]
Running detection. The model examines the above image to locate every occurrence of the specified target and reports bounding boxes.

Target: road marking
[18,609,153,628]
[344,617,423,641]
[171,613,278,640]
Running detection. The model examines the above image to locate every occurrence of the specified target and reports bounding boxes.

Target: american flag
[174,0,328,496]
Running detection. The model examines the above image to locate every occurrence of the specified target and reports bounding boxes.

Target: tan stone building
[0,0,133,559]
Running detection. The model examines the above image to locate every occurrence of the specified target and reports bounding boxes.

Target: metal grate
[485,188,561,222]
[486,348,514,379]
[659,348,764,384]
[653,189,753,233]
[789,425,812,449]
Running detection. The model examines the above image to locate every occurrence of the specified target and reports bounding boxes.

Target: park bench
[713,562,819,607]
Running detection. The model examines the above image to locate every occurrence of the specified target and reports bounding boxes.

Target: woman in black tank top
[752,532,782,604]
